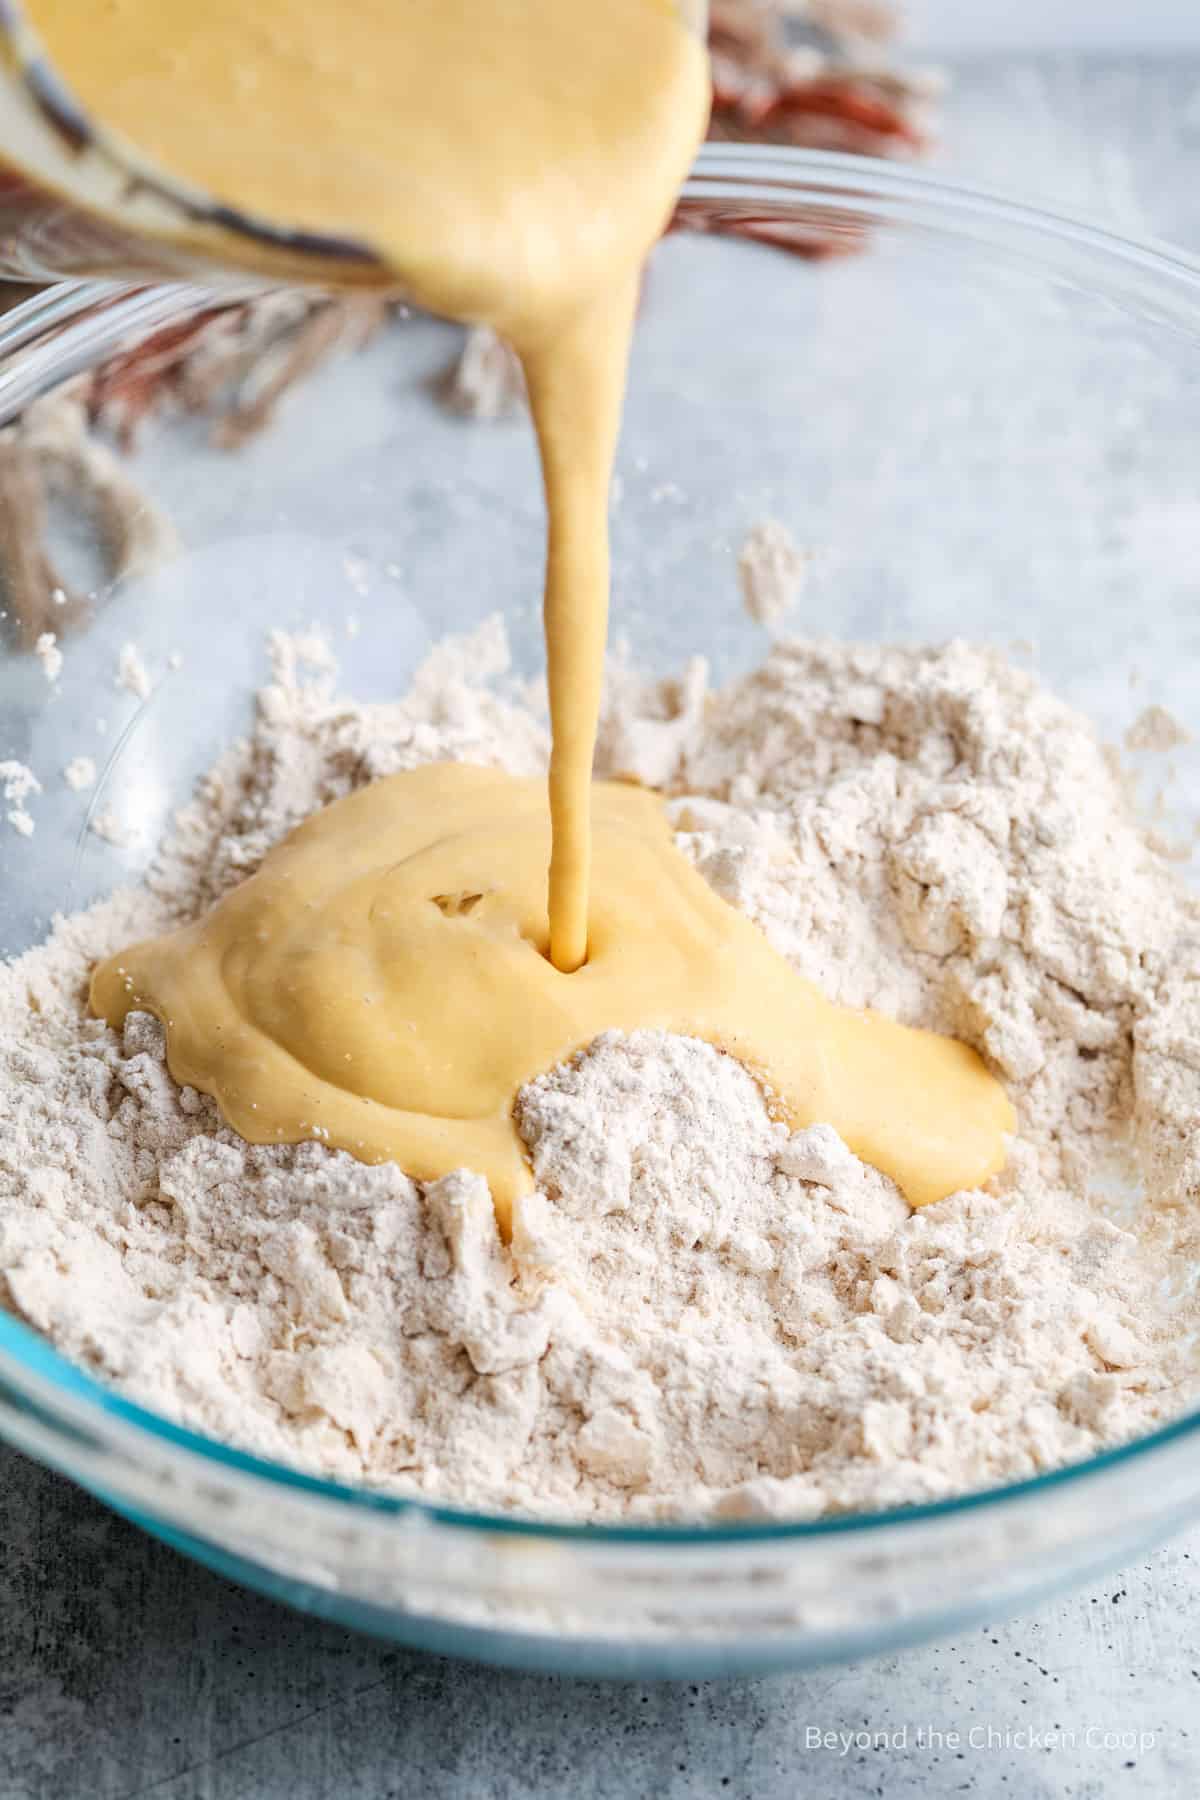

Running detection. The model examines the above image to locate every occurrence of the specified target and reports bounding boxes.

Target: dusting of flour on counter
[35,632,62,684]
[1125,703,1191,754]
[63,756,97,793]
[737,518,809,627]
[1,622,1199,1521]
[116,641,152,701]
[1,760,40,838]
[88,809,141,849]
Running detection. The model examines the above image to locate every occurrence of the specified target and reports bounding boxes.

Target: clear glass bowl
[3,147,1200,1678]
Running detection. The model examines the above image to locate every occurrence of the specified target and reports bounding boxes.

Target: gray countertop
[5,52,1200,1800]
[3,1448,1198,1799]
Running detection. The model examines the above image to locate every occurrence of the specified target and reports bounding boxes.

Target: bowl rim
[3,142,1200,1547]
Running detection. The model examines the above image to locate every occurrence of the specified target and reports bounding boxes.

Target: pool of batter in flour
[3,616,1200,1521]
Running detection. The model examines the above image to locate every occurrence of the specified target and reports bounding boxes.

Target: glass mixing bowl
[3,147,1200,1679]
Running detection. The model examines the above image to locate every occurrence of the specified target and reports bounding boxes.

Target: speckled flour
[2,619,1199,1521]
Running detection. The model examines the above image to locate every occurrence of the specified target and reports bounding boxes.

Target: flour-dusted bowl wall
[2,149,1200,1676]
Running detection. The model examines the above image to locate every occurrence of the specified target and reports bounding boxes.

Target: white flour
[736,518,809,627]
[115,642,153,701]
[1,760,40,838]
[1,622,1198,1521]
[34,632,62,684]
[62,756,97,793]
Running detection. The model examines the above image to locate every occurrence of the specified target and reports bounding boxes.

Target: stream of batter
[32,0,1015,1217]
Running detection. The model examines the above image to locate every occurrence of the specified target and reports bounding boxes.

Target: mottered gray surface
[1,1449,1198,1799]
[5,53,1200,1800]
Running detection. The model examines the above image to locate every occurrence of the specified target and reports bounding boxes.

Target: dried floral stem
[0,391,174,653]
[0,441,81,650]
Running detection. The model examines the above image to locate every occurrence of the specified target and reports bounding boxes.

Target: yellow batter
[92,764,1013,1232]
[31,0,1015,1212]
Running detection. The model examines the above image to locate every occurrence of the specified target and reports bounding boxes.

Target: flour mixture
[2,618,1198,1520]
